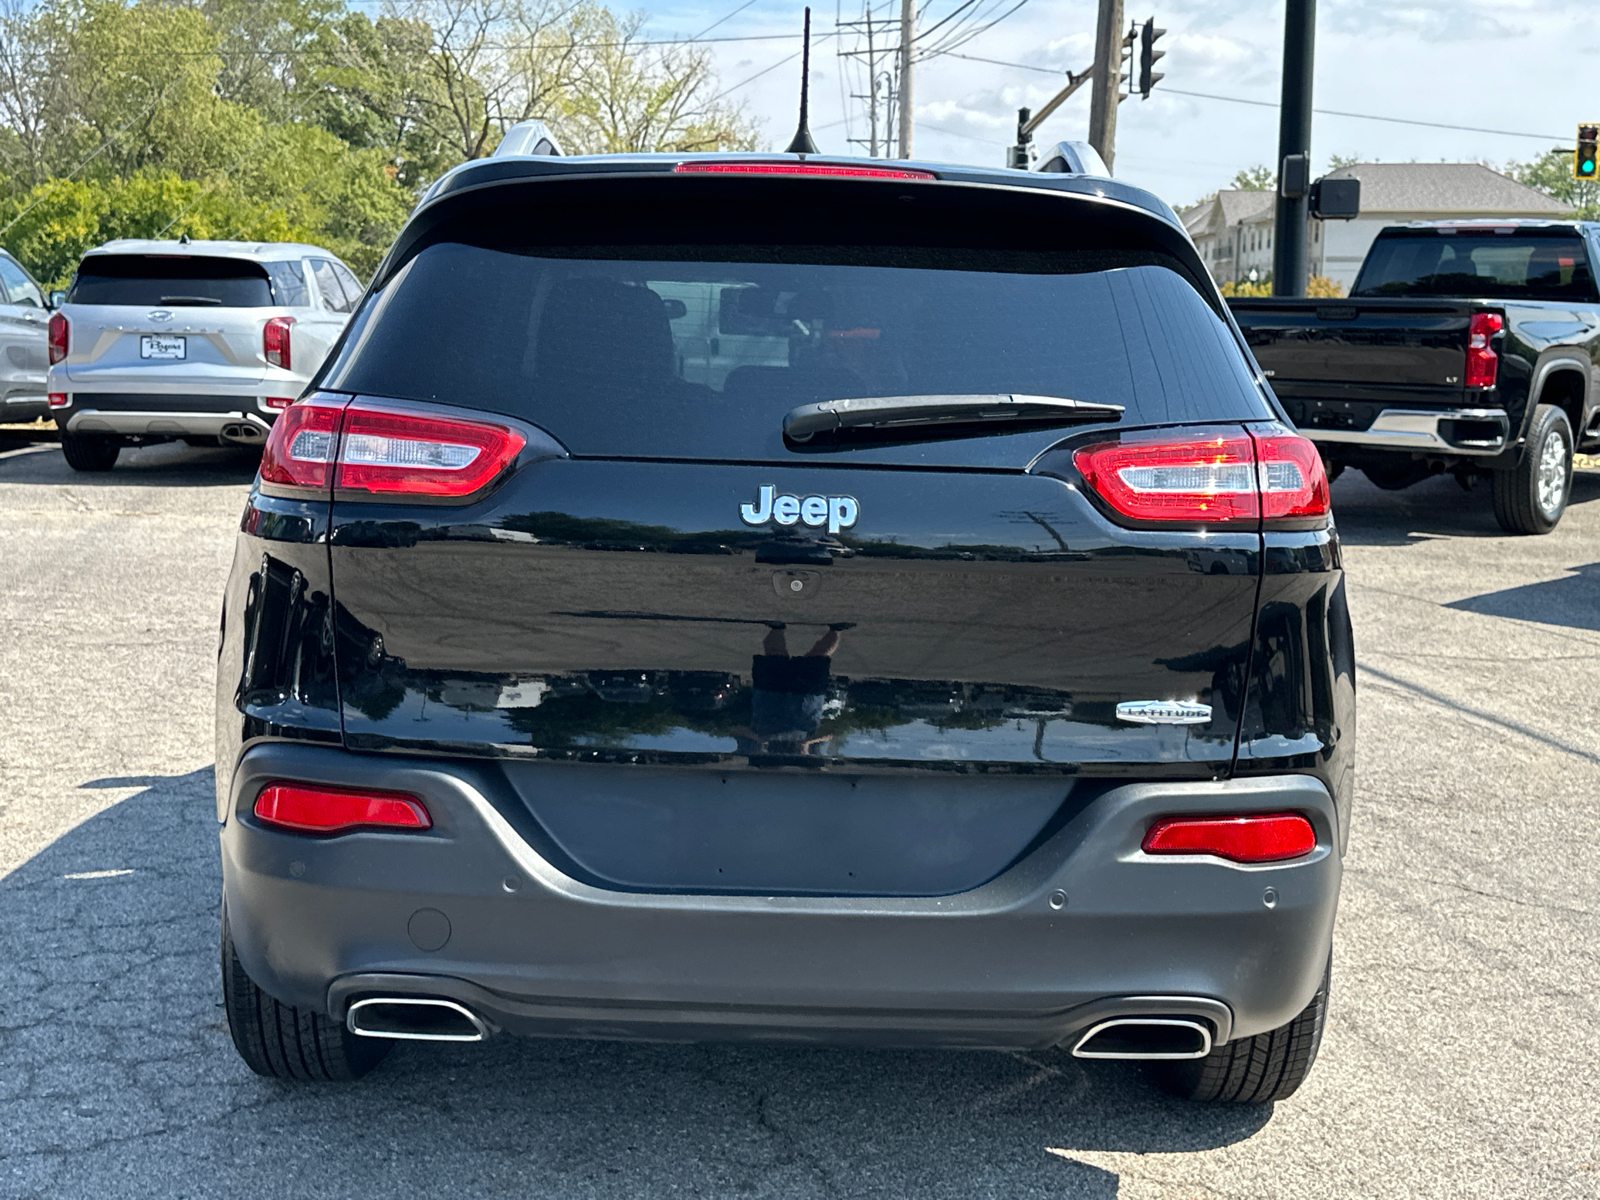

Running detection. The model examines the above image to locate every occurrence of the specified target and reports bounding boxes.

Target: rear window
[328,216,1265,460]
[67,255,291,307]
[1353,232,1598,300]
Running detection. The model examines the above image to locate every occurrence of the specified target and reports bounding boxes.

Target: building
[1182,163,1572,294]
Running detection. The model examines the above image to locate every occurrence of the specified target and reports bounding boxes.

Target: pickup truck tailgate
[1231,299,1476,389]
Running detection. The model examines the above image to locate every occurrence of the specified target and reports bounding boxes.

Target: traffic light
[1139,18,1166,98]
[1577,124,1599,181]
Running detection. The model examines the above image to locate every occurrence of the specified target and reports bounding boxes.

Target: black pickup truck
[1230,219,1600,533]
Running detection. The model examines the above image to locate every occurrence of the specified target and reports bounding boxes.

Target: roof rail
[1034,141,1108,177]
[492,121,563,158]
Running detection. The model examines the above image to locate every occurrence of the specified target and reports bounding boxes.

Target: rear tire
[60,433,120,472]
[1146,959,1330,1104]
[221,912,390,1081]
[1493,403,1572,535]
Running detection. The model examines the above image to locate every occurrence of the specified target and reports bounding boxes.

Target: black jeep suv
[216,152,1354,1103]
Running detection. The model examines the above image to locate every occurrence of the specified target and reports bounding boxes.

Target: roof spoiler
[493,121,563,158]
[1035,141,1109,177]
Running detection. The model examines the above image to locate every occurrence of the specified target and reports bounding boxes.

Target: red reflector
[264,315,294,371]
[673,161,935,180]
[254,782,431,834]
[1074,432,1259,524]
[335,401,525,498]
[48,392,68,408]
[1142,813,1316,863]
[48,312,69,364]
[1465,310,1502,389]
[1250,430,1331,521]
[258,394,348,494]
[264,395,295,410]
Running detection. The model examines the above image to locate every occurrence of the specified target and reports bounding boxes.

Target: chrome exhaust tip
[220,422,267,445]
[1071,1017,1213,1060]
[346,997,489,1042]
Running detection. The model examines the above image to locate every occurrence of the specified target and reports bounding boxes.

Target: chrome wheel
[1535,424,1570,521]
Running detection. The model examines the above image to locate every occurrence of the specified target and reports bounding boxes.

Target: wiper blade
[783,394,1123,443]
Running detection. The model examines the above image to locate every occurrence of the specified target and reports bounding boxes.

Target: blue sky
[623,0,1599,208]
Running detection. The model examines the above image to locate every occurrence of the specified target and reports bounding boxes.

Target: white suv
[46,239,363,471]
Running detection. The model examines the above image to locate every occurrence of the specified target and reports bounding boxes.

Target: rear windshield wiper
[783,394,1124,443]
[157,295,223,306]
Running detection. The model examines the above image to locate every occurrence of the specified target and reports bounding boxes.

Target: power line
[688,0,765,41]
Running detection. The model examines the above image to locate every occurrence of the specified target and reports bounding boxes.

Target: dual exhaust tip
[220,422,267,445]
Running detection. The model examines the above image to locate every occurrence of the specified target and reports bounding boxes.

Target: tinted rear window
[1353,232,1598,300]
[329,216,1265,460]
[68,255,282,307]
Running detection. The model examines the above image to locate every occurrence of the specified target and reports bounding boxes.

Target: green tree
[1506,149,1600,220]
[1231,163,1275,191]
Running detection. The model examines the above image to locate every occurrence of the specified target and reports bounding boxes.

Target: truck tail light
[258,394,348,495]
[1142,812,1316,863]
[1465,311,1502,389]
[1073,426,1330,528]
[335,400,525,498]
[264,316,294,370]
[254,782,431,835]
[48,312,69,364]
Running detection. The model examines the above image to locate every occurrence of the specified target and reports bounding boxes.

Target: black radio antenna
[784,7,819,154]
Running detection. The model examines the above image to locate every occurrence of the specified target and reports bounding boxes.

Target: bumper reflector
[1141,812,1315,863]
[254,783,432,835]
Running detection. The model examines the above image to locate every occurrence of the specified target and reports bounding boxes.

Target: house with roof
[1182,163,1572,293]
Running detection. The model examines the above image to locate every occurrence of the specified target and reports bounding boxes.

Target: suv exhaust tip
[1071,1017,1213,1060]
[346,997,490,1042]
[220,421,267,445]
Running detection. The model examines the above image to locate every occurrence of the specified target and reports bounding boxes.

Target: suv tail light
[1465,311,1502,389]
[264,315,294,370]
[47,312,68,364]
[1073,426,1330,528]
[258,396,526,500]
[254,782,431,834]
[1142,812,1316,863]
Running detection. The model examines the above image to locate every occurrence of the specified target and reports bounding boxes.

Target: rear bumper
[58,408,273,438]
[1296,404,1511,457]
[221,743,1343,1050]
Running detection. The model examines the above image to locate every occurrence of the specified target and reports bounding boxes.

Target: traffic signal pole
[1272,0,1315,297]
[1088,0,1125,171]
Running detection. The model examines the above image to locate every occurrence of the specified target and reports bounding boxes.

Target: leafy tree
[1327,152,1362,170]
[1231,164,1275,191]
[1506,149,1600,220]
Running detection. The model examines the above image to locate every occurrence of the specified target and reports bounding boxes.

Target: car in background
[0,248,51,423]
[45,239,364,471]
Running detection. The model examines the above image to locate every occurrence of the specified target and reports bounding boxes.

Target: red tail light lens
[335,401,526,498]
[48,392,68,408]
[259,394,348,495]
[264,315,295,370]
[1073,427,1331,527]
[1465,310,1502,389]
[674,161,935,180]
[1142,812,1316,863]
[48,312,69,364]
[254,782,431,835]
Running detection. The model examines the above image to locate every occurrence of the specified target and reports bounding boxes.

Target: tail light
[674,161,935,180]
[48,392,69,408]
[254,782,431,835]
[1465,311,1502,389]
[263,316,294,370]
[258,395,525,500]
[263,396,295,410]
[47,312,68,364]
[1072,426,1330,528]
[1142,812,1316,863]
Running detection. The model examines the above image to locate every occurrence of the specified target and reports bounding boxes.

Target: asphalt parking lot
[2,438,1597,1199]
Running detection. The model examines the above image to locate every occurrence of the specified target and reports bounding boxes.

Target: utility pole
[1272,0,1315,297]
[1087,0,1125,171]
[897,0,915,158]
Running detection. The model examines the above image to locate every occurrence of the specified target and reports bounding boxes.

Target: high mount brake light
[1465,311,1502,389]
[1142,812,1316,864]
[673,161,936,181]
[264,315,294,370]
[254,782,431,835]
[336,402,526,498]
[1072,428,1330,527]
[257,396,526,500]
[48,312,68,364]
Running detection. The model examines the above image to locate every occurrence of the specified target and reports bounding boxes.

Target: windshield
[327,241,1265,459]
[68,255,292,307]
[1353,233,1598,300]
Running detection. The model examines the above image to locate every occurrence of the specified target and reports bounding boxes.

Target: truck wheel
[1493,403,1572,535]
[1146,959,1330,1104]
[60,433,120,472]
[221,911,389,1081]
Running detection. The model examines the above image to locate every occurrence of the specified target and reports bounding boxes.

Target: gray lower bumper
[1304,407,1510,456]
[63,409,270,438]
[221,744,1343,1049]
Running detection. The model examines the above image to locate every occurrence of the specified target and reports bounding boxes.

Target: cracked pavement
[2,439,1597,1199]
